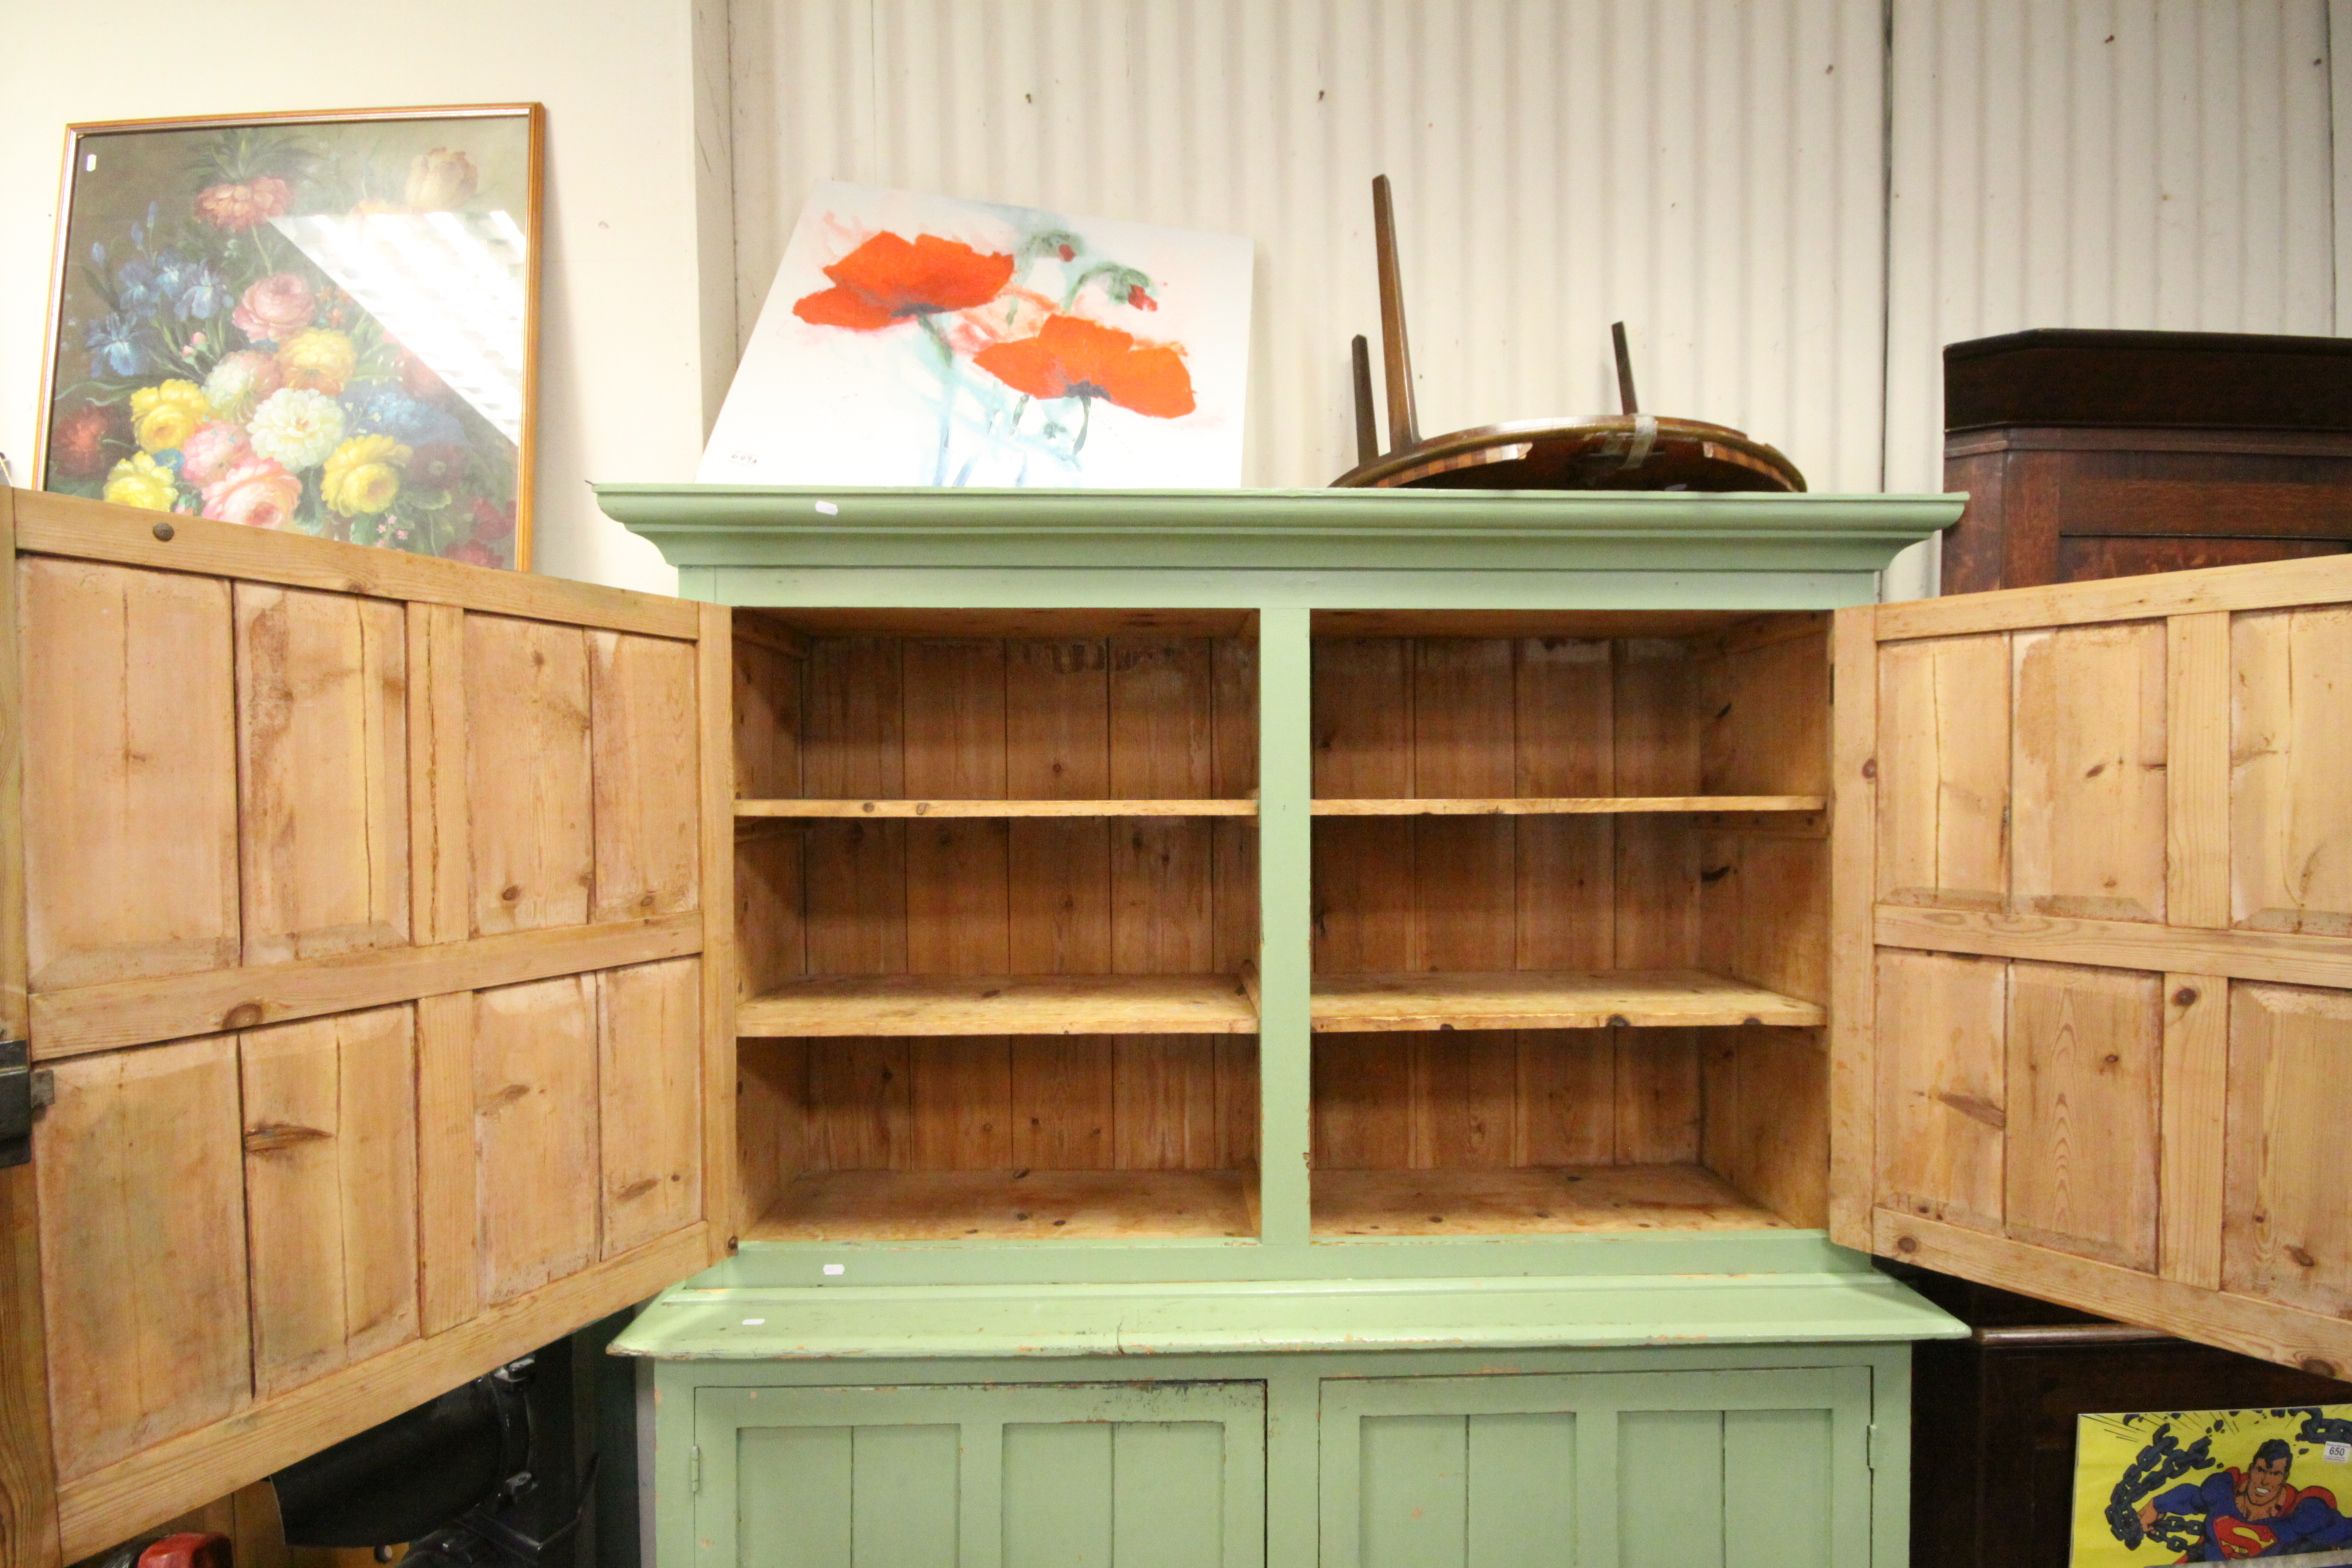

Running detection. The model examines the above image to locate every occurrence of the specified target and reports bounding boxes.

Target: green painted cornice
[593,484,1962,573]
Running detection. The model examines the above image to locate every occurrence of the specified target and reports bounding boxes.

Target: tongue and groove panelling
[11,518,718,1535]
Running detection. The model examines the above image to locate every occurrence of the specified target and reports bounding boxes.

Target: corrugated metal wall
[729,0,2346,589]
[731,0,1892,492]
[1884,0,2337,493]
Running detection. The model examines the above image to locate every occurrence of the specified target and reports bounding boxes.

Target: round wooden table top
[1332,414,1806,493]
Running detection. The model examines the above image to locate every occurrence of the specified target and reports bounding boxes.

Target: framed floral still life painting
[36,104,542,568]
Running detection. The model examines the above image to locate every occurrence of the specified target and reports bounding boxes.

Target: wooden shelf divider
[1311,794,1823,816]
[740,972,1260,1037]
[1311,969,1824,1032]
[738,797,1257,819]
[748,1169,1260,1241]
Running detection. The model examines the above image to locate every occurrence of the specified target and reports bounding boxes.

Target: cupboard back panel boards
[729,612,1261,1241]
[1836,553,2352,1378]
[1,490,731,1559]
[1306,615,1831,1233]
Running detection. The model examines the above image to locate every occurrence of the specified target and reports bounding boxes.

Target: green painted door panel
[696,1381,1266,1568]
[1318,1368,1870,1568]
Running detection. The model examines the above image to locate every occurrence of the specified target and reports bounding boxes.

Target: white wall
[0,0,735,593]
[733,0,2349,602]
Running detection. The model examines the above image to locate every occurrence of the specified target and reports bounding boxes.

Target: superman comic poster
[2074,1406,2352,1564]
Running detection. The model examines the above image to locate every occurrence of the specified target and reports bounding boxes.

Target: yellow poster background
[2073,1406,2352,1565]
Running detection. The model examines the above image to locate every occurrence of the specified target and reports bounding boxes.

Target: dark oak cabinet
[1940,329,2352,593]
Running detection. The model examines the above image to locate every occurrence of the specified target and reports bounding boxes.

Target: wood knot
[1860,758,1877,780]
[243,1123,330,1154]
[1894,1233,1919,1255]
[2173,986,2200,1006]
[152,521,176,541]
[222,1002,265,1030]
[2298,1357,2339,1379]
[501,883,523,903]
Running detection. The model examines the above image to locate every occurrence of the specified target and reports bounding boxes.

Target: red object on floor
[137,1534,232,1568]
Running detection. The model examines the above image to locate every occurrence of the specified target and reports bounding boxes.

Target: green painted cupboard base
[647,1342,1915,1568]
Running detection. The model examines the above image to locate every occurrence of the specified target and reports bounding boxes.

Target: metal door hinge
[687,1444,701,1494]
[1,1040,54,1169]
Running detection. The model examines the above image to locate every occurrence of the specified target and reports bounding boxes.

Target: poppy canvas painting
[703,182,1251,487]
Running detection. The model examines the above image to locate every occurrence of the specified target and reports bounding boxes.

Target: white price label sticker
[2326,1441,2351,1464]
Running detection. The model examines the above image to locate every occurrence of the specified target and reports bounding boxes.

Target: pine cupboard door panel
[1318,1368,1870,1568]
[19,558,240,989]
[1871,951,2006,1235]
[2223,984,2352,1320]
[464,615,594,936]
[239,1007,421,1396]
[2230,607,2352,934]
[1836,553,2352,1377]
[469,976,601,1304]
[696,1381,1266,1568]
[2009,623,2168,922]
[588,632,701,923]
[35,1037,250,1481]
[598,958,704,1256]
[4,492,728,1559]
[2001,964,2161,1269]
[1872,634,2008,911]
[235,585,411,965]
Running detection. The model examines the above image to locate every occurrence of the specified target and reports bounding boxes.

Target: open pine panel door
[1831,552,2352,1379]
[0,489,733,1567]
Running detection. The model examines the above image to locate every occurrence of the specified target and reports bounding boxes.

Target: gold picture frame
[35,103,544,569]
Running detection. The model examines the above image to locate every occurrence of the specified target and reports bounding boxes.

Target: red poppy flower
[793,232,1014,330]
[973,315,1195,418]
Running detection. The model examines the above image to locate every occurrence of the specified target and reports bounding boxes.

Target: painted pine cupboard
[2,482,2348,1568]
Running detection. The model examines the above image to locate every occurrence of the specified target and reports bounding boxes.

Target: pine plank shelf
[739,973,1260,1037]
[1312,795,1825,816]
[737,797,1257,819]
[1313,1165,1793,1236]
[747,1169,1260,1240]
[1311,969,1825,1032]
